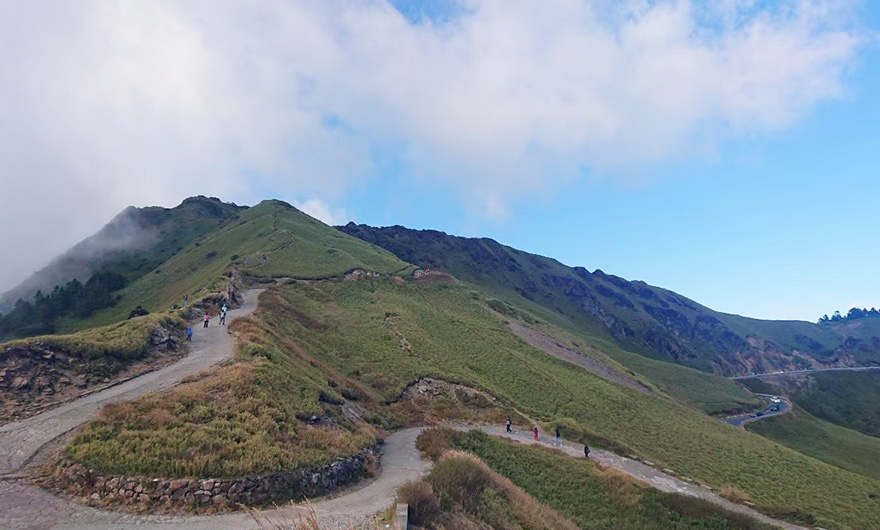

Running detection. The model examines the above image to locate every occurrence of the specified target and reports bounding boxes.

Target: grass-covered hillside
[65,292,376,478]
[743,370,880,439]
[68,271,880,528]
[412,428,777,530]
[61,200,409,331]
[746,405,880,481]
[398,447,582,530]
[339,223,879,375]
[596,342,760,415]
[0,196,245,313]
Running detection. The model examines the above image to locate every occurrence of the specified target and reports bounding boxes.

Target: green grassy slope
[746,370,880,439]
[747,406,880,481]
[1,313,183,361]
[339,224,880,375]
[495,307,761,416]
[63,201,408,330]
[600,344,761,415]
[435,429,777,530]
[67,272,880,527]
[266,278,879,529]
[66,296,374,478]
[790,370,880,438]
[0,196,245,312]
[823,316,880,363]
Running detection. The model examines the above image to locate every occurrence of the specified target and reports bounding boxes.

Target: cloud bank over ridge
[0,0,866,292]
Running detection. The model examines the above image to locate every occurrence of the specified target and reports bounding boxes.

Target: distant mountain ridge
[0,196,245,312]
[4,197,877,377]
[339,223,880,376]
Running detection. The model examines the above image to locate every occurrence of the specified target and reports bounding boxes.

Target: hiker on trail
[203,314,210,328]
[555,425,561,445]
[533,426,539,441]
[220,307,227,326]
[183,294,188,307]
[584,445,591,458]
[186,326,193,342]
[506,418,512,433]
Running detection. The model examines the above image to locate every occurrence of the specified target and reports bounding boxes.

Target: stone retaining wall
[51,446,376,510]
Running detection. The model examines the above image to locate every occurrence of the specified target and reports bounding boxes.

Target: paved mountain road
[733,366,880,380]
[723,396,793,428]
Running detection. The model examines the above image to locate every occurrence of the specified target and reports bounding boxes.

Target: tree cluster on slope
[819,307,880,324]
[0,272,127,340]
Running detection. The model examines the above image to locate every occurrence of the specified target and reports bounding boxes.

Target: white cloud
[294,199,352,226]
[0,0,867,291]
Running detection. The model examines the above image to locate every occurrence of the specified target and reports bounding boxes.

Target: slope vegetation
[414,429,777,530]
[68,268,880,527]
[742,370,880,439]
[65,201,408,331]
[1,313,185,424]
[0,196,245,312]
[746,406,880,481]
[340,224,879,375]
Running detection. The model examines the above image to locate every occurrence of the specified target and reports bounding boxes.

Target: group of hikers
[505,417,591,458]
[184,303,229,341]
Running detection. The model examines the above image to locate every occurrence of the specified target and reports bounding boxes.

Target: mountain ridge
[339,222,880,376]
[0,196,246,312]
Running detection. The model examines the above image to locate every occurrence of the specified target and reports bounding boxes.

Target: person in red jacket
[203,313,210,328]
[533,426,539,441]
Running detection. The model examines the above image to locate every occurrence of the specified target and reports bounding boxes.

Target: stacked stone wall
[50,446,375,510]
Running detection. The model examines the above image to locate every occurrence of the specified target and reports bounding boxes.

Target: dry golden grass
[243,501,324,530]
[720,485,750,504]
[419,450,580,530]
[66,313,374,478]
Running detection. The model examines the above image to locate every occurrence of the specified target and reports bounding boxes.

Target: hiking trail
[0,288,808,530]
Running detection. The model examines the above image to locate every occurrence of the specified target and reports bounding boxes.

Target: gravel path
[470,425,810,530]
[0,288,808,530]
[0,290,264,478]
[0,427,429,530]
[1,422,809,530]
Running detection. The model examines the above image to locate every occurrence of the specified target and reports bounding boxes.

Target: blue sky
[339,0,880,321]
[1,0,877,322]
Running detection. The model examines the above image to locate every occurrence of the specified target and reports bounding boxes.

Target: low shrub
[416,428,456,461]
[398,481,441,526]
[720,485,750,504]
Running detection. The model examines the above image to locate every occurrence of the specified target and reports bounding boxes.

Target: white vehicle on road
[770,396,781,404]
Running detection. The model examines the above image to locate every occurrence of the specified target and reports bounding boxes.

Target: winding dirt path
[1,423,807,530]
[0,289,807,530]
[0,290,264,479]
[470,425,809,530]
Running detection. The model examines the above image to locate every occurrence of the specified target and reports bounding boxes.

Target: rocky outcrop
[0,321,184,424]
[48,446,376,512]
